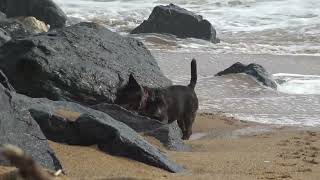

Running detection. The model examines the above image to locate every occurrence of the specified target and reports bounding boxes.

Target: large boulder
[13,95,183,173]
[0,83,62,170]
[131,4,219,43]
[216,62,277,89]
[92,103,190,151]
[0,22,171,105]
[0,0,67,28]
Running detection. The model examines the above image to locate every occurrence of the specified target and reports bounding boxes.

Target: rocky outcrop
[0,0,67,28]
[216,62,277,89]
[14,16,49,33]
[13,95,183,173]
[0,22,171,105]
[0,83,62,170]
[131,4,219,43]
[92,103,189,151]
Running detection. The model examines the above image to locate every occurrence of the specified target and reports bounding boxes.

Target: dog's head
[140,91,168,123]
[115,74,168,122]
[115,74,144,111]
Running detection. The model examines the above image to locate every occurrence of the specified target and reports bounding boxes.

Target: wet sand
[1,113,319,180]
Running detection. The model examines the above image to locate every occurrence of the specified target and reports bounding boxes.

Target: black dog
[115,59,198,140]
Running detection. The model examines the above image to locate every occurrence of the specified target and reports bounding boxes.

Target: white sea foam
[53,0,320,55]
[274,73,320,95]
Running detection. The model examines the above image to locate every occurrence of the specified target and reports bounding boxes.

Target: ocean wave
[137,32,320,56]
[53,0,320,55]
[274,73,320,95]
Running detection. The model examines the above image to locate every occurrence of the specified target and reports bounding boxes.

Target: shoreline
[0,1,319,179]
[1,113,319,179]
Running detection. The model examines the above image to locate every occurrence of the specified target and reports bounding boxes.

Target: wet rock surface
[131,3,219,43]
[216,62,277,89]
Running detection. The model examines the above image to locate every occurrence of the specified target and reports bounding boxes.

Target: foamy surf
[53,0,320,55]
[274,73,320,95]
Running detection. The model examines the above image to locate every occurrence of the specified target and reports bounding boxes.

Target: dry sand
[1,113,320,180]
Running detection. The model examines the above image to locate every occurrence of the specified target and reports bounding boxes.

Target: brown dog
[115,59,198,140]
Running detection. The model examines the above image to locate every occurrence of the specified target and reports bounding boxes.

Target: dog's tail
[188,58,197,89]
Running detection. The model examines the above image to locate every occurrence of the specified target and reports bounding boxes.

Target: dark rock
[0,22,171,105]
[144,121,189,151]
[93,103,164,132]
[0,70,14,91]
[0,18,30,38]
[0,84,62,170]
[14,96,183,173]
[216,62,277,89]
[92,103,189,151]
[0,0,67,28]
[78,114,183,173]
[131,4,219,43]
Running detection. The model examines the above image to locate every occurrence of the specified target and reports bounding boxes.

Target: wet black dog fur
[115,59,198,140]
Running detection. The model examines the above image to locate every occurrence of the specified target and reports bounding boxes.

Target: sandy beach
[1,113,319,180]
[0,0,319,179]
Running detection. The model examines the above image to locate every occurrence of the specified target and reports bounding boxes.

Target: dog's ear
[128,74,141,89]
[115,74,144,110]
[127,74,144,98]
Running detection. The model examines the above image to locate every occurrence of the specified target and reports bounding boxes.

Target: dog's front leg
[177,119,186,139]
